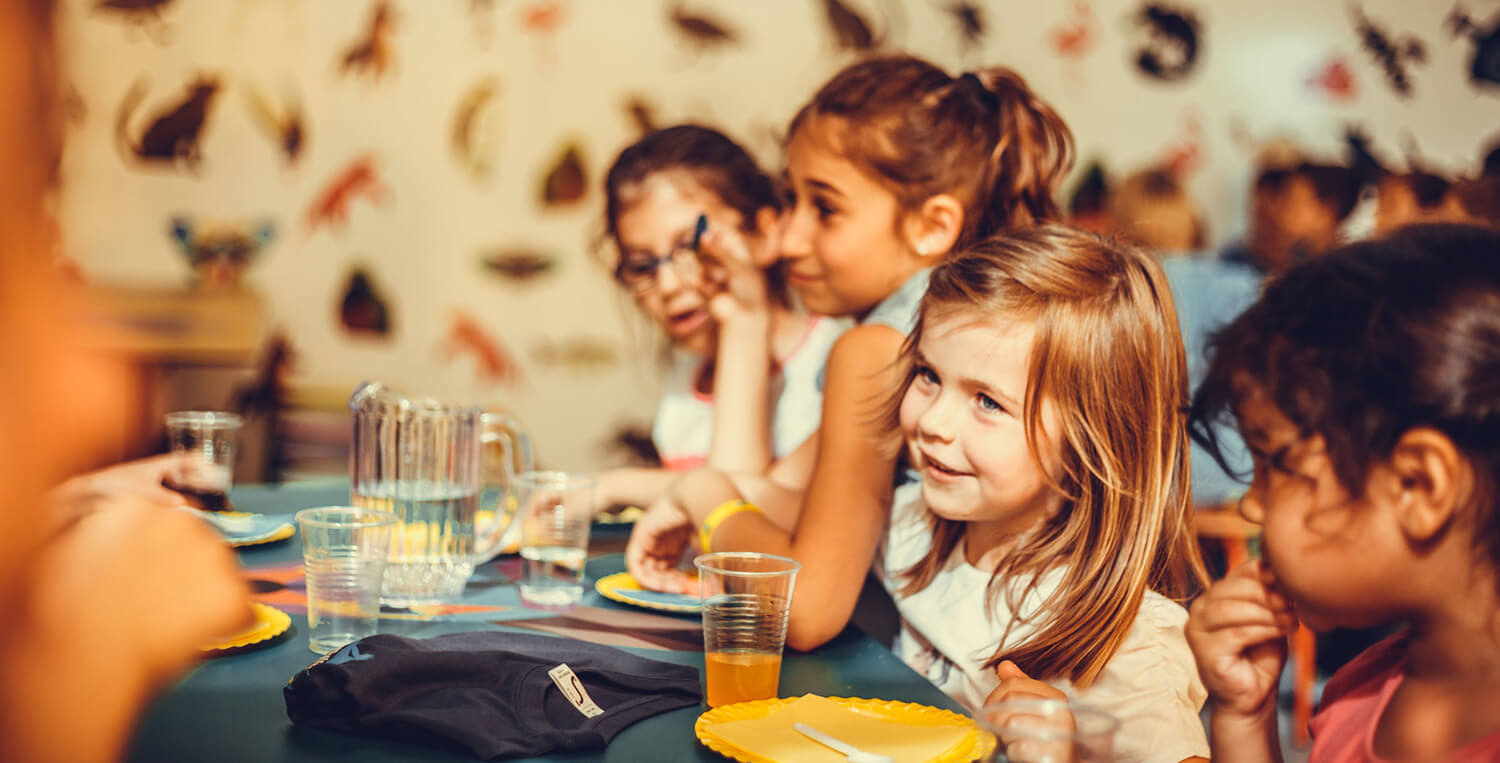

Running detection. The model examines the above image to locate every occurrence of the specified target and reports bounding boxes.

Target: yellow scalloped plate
[229,522,295,548]
[695,696,995,763]
[595,571,702,613]
[201,602,291,655]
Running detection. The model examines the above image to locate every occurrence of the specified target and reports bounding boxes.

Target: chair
[1193,504,1317,748]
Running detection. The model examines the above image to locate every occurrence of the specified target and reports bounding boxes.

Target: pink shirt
[1310,632,1500,761]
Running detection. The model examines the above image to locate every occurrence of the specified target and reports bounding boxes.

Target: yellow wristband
[699,500,762,554]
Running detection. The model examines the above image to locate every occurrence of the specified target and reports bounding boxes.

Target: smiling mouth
[921,451,971,477]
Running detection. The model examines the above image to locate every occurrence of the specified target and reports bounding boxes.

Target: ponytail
[789,56,1075,248]
[968,68,1074,238]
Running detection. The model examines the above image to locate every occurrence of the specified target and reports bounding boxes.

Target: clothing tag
[548,663,605,718]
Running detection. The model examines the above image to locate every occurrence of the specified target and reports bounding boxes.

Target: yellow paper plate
[201,602,291,655]
[596,505,644,525]
[695,696,995,763]
[229,522,295,548]
[595,571,701,613]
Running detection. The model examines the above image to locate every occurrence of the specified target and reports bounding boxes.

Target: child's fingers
[1217,623,1296,647]
[994,660,1026,680]
[696,228,754,268]
[1194,596,1289,630]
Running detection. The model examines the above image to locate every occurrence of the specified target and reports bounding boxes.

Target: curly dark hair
[1190,223,1500,559]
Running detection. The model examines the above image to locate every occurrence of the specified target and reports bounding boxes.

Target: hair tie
[958,72,1000,111]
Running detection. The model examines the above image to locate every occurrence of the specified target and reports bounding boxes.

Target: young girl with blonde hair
[882,227,1210,761]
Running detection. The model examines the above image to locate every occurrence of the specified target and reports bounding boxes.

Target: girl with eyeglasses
[594,124,846,513]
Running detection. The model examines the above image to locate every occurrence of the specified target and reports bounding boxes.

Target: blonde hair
[890,225,1209,686]
[1107,168,1204,254]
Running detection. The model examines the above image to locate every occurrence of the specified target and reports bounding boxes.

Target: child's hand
[983,661,1074,762]
[28,494,253,687]
[624,497,698,595]
[696,228,770,328]
[1186,559,1299,718]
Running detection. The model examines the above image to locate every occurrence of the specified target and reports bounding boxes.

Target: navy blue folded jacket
[284,631,703,759]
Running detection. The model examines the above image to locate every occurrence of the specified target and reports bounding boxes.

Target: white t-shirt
[879,483,1210,763]
[652,316,847,470]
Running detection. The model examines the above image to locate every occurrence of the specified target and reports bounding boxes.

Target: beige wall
[56,0,1500,471]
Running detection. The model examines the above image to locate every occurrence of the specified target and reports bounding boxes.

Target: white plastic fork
[793,722,895,763]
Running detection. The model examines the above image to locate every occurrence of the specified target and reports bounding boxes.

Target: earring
[915,244,930,257]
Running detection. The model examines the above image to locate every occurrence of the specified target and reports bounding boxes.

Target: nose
[779,203,813,261]
[915,392,958,444]
[655,258,687,296]
[1237,483,1266,524]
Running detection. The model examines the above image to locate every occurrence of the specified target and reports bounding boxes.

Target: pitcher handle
[474,413,536,558]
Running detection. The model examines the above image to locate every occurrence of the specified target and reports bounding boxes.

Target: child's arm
[675,325,906,650]
[593,468,685,512]
[1186,560,1297,763]
[699,228,775,475]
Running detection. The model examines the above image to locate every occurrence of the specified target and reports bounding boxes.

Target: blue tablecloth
[126,480,967,762]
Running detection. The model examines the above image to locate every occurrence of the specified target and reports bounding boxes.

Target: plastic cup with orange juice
[694,552,801,708]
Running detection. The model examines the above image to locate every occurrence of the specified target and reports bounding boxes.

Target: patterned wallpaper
[56,0,1500,471]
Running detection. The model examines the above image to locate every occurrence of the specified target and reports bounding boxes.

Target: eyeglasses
[614,241,703,295]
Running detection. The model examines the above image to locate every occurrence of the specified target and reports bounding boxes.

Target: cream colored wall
[55,0,1500,471]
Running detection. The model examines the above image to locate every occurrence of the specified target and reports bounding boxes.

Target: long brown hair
[789,55,1074,246]
[890,225,1209,686]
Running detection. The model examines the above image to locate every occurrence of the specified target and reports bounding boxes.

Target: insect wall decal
[94,0,175,44]
[1307,55,1357,102]
[623,95,659,137]
[480,248,557,283]
[1158,112,1204,178]
[942,1,985,54]
[339,266,393,338]
[339,0,398,81]
[439,312,524,388]
[531,337,619,372]
[245,83,305,166]
[669,4,739,55]
[305,154,391,234]
[539,142,587,207]
[452,78,501,180]
[170,216,274,287]
[114,76,220,171]
[822,0,878,51]
[1350,3,1426,98]
[1448,4,1500,91]
[1051,0,1096,62]
[1132,3,1202,82]
[470,0,497,47]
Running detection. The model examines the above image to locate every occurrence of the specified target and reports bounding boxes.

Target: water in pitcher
[352,481,480,607]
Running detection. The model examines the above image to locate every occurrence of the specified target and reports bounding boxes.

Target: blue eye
[976,394,1002,412]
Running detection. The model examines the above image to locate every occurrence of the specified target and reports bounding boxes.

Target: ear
[747,206,783,267]
[1387,427,1470,543]
[900,194,965,260]
[752,205,779,236]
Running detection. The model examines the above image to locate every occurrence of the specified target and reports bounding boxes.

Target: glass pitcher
[348,382,534,607]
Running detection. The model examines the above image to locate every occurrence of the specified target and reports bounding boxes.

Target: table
[127,481,970,762]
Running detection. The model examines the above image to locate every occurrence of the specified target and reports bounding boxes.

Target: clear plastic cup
[977,698,1120,763]
[164,411,242,509]
[294,506,398,654]
[694,552,801,708]
[516,471,596,607]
